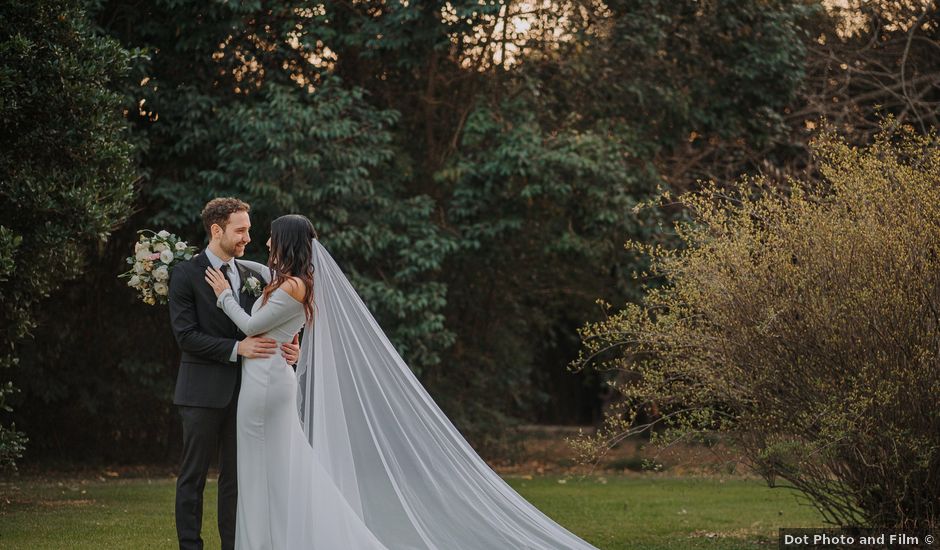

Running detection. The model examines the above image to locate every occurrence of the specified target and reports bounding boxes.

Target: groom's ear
[209,223,223,241]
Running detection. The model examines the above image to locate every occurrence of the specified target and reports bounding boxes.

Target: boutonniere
[241,275,263,297]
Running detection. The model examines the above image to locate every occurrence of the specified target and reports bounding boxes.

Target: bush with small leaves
[574,125,940,528]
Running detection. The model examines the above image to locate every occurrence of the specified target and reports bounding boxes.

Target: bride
[204,214,597,550]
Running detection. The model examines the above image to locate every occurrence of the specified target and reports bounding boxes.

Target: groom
[168,197,299,550]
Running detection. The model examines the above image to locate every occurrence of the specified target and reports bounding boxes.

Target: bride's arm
[205,266,299,336]
[214,288,296,336]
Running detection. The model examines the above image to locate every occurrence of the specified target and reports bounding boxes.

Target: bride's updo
[264,214,317,322]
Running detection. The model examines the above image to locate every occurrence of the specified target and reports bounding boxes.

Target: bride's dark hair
[263,214,317,323]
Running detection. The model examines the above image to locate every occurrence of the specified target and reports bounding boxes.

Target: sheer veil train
[292,239,598,549]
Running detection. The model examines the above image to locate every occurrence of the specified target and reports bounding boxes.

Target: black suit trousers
[175,394,238,550]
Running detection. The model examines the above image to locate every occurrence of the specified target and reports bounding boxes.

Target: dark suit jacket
[168,252,265,408]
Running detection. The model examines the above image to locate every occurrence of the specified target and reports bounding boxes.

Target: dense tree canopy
[6,0,937,463]
[0,0,136,467]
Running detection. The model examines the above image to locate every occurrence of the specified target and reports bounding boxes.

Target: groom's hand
[238,336,278,359]
[281,334,300,365]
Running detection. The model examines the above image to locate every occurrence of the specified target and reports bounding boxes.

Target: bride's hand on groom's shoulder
[205,266,230,297]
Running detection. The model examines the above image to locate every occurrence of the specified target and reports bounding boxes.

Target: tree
[791,2,940,146]
[10,0,455,461]
[12,0,826,461]
[0,0,136,468]
[309,0,817,443]
[100,0,456,362]
[574,125,940,528]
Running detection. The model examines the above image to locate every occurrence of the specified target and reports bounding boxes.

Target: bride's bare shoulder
[279,276,306,302]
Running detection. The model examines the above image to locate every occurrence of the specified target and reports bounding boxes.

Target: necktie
[220,263,236,295]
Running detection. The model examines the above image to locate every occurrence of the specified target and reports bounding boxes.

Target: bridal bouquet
[119,229,197,305]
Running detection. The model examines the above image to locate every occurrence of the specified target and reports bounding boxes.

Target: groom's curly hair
[201,197,250,235]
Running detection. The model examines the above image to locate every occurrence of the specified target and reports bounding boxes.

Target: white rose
[153,242,168,252]
[135,247,152,261]
[134,242,143,253]
[134,261,146,274]
[127,275,140,287]
[153,265,169,281]
[160,249,175,264]
[175,241,187,251]
[154,282,169,296]
[157,230,170,238]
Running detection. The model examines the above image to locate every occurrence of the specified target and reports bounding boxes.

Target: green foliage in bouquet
[0,0,136,468]
[573,124,940,528]
[119,230,197,305]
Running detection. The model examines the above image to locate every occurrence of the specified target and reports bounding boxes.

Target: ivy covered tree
[0,0,136,468]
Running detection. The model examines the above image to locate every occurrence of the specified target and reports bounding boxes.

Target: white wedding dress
[216,240,597,550]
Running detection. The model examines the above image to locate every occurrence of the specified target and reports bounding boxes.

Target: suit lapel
[192,253,217,303]
[234,259,258,312]
[192,252,239,333]
[193,251,211,270]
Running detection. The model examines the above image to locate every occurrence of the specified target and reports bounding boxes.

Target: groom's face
[216,211,251,258]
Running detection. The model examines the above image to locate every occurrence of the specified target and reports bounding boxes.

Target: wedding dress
[216,239,597,550]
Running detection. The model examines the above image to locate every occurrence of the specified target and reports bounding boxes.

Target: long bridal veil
[293,239,597,549]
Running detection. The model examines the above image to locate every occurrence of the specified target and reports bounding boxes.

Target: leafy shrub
[574,125,940,528]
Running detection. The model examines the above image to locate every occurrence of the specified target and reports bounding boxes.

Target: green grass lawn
[0,474,824,549]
